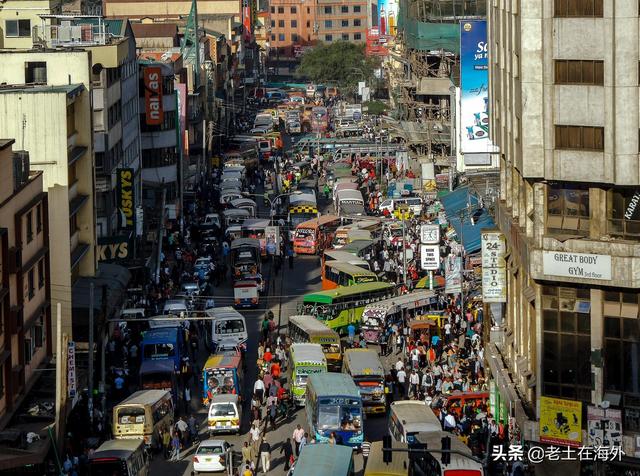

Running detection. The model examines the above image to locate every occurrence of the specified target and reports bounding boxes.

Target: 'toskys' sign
[542,251,611,281]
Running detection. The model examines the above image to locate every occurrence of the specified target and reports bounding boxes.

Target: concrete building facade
[0,50,97,345]
[315,0,375,44]
[0,0,62,49]
[488,0,640,466]
[0,140,50,429]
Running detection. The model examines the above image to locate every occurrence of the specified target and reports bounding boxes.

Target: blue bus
[141,327,185,372]
[305,373,364,448]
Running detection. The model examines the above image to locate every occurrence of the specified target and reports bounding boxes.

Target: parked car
[192,439,231,474]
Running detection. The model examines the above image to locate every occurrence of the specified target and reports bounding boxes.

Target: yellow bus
[112,390,173,449]
[322,261,379,290]
[288,315,342,371]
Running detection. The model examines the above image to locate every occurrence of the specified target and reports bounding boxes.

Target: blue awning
[439,186,495,254]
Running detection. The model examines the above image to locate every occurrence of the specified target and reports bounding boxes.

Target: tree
[296,42,379,96]
[363,100,388,116]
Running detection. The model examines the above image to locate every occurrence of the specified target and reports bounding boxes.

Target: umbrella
[416,274,445,289]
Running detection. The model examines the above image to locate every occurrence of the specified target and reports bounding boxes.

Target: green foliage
[363,100,388,116]
[296,42,379,93]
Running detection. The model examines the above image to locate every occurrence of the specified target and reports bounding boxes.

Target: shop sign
[420,244,440,270]
[539,396,582,447]
[587,406,622,447]
[143,66,163,125]
[482,231,507,303]
[97,236,131,262]
[542,251,612,281]
[117,168,135,230]
[68,341,77,398]
[489,380,497,420]
[265,226,280,256]
[435,173,450,189]
[420,224,440,244]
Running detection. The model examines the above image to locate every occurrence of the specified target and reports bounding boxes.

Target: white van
[206,307,248,352]
[207,394,242,435]
[388,401,442,445]
[378,197,423,216]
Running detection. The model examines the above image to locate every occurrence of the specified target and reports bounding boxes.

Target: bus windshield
[215,319,245,334]
[318,400,362,432]
[295,228,315,238]
[117,407,145,425]
[144,343,175,359]
[210,403,236,416]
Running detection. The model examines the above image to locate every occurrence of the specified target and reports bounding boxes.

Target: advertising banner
[587,405,622,447]
[97,236,132,262]
[117,168,135,230]
[176,83,188,156]
[459,20,489,154]
[143,66,164,126]
[445,254,462,294]
[481,231,507,303]
[265,226,280,256]
[539,396,582,447]
[420,244,440,270]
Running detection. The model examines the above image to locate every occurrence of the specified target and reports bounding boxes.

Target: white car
[192,439,231,474]
[250,126,271,135]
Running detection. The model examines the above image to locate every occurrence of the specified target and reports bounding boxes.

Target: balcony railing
[33,23,108,48]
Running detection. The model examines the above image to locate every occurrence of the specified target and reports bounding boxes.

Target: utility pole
[88,283,94,427]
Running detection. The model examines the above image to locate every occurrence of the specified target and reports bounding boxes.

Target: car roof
[198,439,227,447]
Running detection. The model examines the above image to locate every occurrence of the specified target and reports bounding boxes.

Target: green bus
[300,282,395,334]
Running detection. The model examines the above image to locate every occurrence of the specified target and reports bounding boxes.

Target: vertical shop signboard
[117,168,135,230]
[143,66,164,126]
[481,231,507,302]
[445,254,462,294]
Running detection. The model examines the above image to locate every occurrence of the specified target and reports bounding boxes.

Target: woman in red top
[270,361,281,379]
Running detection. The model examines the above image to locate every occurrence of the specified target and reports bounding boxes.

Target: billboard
[143,66,163,126]
[481,231,507,302]
[117,168,135,230]
[445,254,462,294]
[460,20,489,154]
[539,396,582,447]
[176,83,188,156]
[587,405,622,448]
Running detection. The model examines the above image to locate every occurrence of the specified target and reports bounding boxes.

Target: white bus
[388,400,442,445]
[206,306,248,352]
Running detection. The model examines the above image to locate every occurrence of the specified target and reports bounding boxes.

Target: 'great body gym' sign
[542,251,611,281]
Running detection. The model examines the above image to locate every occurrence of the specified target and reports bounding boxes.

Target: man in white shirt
[444,321,452,343]
[253,378,265,404]
[396,368,407,398]
[409,369,420,399]
[395,358,404,372]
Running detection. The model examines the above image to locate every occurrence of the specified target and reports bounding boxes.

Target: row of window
[554,0,603,17]
[271,32,362,43]
[5,19,31,38]
[26,259,46,302]
[25,204,44,245]
[547,184,640,240]
[269,5,361,14]
[107,102,122,130]
[322,19,362,28]
[141,147,177,169]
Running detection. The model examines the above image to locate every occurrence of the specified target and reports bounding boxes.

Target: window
[270,6,275,13]
[554,60,604,85]
[542,286,592,401]
[25,62,47,84]
[307,21,311,28]
[608,188,640,239]
[69,214,78,237]
[34,317,44,348]
[271,34,276,41]
[278,6,284,13]
[325,34,333,41]
[38,259,45,289]
[28,268,35,300]
[66,103,76,137]
[278,20,285,27]
[325,20,332,28]
[24,338,33,364]
[292,33,299,42]
[5,19,31,37]
[271,20,275,28]
[291,6,297,13]
[324,6,332,14]
[555,125,604,151]
[341,20,349,27]
[354,32,362,40]
[354,19,361,27]
[342,33,349,41]
[279,33,285,41]
[341,5,349,13]
[353,5,361,12]
[36,204,42,233]
[307,7,310,13]
[291,20,297,28]
[554,0,603,17]
[25,210,33,243]
[547,184,590,234]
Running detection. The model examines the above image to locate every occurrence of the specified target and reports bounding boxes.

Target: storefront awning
[439,186,495,254]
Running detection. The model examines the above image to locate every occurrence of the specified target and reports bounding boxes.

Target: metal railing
[33,23,108,47]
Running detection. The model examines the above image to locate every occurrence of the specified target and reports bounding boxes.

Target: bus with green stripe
[299,282,395,334]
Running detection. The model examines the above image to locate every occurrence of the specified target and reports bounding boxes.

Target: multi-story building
[0,0,62,49]
[29,16,142,240]
[268,0,317,55]
[489,0,640,469]
[315,0,376,45]
[0,140,50,429]
[0,50,96,346]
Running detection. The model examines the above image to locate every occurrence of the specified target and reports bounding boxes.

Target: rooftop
[131,22,178,39]
[0,139,15,150]
[0,83,85,97]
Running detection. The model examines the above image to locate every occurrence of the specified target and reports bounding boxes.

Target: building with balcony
[315,0,375,45]
[0,0,62,49]
[0,50,96,348]
[489,0,640,469]
[0,140,50,430]
[267,0,317,56]
[30,15,142,241]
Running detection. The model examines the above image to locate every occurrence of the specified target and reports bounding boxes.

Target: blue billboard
[459,20,489,154]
